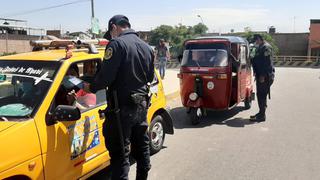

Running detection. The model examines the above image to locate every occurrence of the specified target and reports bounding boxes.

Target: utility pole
[5,30,8,53]
[91,0,96,39]
[197,15,204,24]
[91,0,95,18]
[293,16,296,33]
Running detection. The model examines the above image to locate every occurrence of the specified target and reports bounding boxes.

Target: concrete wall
[0,34,40,54]
[271,33,309,56]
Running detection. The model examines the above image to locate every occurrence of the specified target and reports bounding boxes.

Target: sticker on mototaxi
[0,74,6,82]
[68,115,100,160]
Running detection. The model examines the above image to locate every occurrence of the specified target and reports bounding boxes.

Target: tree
[193,23,208,35]
[149,23,209,58]
[149,25,175,46]
[243,31,279,55]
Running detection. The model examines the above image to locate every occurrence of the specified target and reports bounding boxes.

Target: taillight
[177,73,183,79]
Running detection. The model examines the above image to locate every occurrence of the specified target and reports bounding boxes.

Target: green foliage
[243,32,279,55]
[193,23,208,35]
[149,23,208,58]
[0,52,17,56]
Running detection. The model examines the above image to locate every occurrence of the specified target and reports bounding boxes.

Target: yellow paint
[0,48,167,179]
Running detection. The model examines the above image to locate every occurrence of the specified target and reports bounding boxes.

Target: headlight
[207,81,214,90]
[189,92,198,101]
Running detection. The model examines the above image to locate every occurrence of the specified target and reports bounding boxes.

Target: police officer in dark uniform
[250,34,275,122]
[84,15,154,180]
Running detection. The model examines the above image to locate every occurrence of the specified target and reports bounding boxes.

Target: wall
[0,34,40,54]
[271,33,309,56]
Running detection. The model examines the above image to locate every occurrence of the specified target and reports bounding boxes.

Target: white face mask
[254,43,260,48]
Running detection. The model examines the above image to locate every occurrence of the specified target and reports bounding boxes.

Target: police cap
[253,34,264,41]
[104,15,131,40]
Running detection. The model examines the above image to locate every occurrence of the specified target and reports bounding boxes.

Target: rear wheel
[190,108,202,125]
[149,115,165,154]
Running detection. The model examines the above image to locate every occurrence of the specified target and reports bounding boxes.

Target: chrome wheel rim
[151,122,164,148]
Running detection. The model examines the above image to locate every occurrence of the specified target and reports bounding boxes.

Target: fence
[273,56,320,67]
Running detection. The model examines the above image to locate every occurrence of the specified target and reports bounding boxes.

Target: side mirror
[52,105,81,122]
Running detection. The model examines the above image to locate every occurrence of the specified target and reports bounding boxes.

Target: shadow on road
[88,146,166,180]
[170,106,255,129]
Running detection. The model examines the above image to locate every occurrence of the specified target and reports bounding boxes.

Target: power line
[1,0,90,17]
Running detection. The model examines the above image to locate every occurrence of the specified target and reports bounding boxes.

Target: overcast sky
[0,0,319,33]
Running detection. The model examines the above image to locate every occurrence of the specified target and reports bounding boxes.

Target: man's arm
[89,40,123,93]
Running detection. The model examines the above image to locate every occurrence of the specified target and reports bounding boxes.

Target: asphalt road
[93,67,320,180]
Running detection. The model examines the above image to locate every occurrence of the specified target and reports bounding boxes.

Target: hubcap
[151,122,164,148]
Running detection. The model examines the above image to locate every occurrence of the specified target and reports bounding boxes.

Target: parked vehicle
[178,36,254,125]
[0,39,173,180]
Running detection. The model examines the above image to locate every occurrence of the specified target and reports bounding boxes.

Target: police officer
[84,15,154,180]
[250,34,275,122]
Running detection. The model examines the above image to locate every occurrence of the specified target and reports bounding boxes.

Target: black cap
[103,15,131,40]
[253,34,264,41]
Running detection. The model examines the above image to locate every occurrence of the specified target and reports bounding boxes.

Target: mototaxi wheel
[189,107,202,125]
[244,94,253,110]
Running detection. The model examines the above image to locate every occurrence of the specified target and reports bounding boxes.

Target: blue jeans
[159,57,167,78]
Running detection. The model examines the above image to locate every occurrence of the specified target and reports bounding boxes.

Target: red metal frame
[178,38,253,111]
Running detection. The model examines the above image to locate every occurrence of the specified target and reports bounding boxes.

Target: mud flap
[161,108,174,135]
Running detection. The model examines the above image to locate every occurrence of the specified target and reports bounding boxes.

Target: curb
[155,62,180,69]
[274,61,320,68]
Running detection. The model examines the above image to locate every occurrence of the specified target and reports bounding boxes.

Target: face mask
[254,43,260,48]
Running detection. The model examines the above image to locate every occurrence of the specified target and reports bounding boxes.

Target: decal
[68,115,100,160]
[0,66,53,84]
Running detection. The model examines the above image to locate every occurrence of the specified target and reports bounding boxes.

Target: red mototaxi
[177,36,254,124]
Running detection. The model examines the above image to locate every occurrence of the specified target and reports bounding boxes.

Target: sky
[0,0,319,34]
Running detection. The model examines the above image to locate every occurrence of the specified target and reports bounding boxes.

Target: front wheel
[244,94,253,110]
[149,115,165,154]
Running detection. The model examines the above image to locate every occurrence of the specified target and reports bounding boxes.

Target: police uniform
[251,38,274,122]
[90,15,154,180]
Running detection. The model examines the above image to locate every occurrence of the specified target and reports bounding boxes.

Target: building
[0,18,44,54]
[308,19,320,57]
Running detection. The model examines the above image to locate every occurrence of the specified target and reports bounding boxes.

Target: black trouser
[103,102,151,180]
[256,78,270,116]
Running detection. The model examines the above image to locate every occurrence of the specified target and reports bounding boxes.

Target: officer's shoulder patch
[104,47,113,60]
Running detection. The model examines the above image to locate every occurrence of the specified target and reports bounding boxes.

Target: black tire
[244,95,252,110]
[190,108,201,125]
[149,115,165,154]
